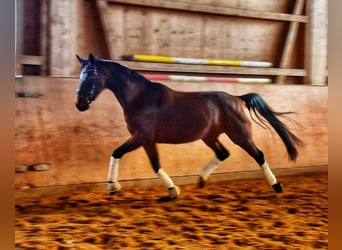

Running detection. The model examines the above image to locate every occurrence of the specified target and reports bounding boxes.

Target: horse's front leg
[143,144,180,199]
[107,157,121,195]
[108,135,143,195]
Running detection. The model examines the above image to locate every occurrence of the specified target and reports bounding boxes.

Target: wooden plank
[276,0,305,84]
[107,0,308,23]
[305,0,328,85]
[169,13,202,57]
[91,1,300,75]
[124,8,149,54]
[116,60,306,76]
[16,0,25,75]
[78,0,111,58]
[95,0,124,59]
[40,0,49,75]
[18,55,44,65]
[149,11,170,55]
[49,0,78,75]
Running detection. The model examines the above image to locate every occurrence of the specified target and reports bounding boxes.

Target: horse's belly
[154,130,202,144]
[153,93,224,143]
[154,114,215,143]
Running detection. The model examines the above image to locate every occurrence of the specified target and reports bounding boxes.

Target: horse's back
[152,88,246,143]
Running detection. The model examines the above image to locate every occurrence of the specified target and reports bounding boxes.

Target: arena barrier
[123,54,273,67]
[15,77,327,192]
[142,74,271,83]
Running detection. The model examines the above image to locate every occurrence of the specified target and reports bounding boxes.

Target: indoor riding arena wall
[15,76,327,190]
[17,0,328,85]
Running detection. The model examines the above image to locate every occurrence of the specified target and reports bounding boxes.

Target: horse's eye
[76,89,80,94]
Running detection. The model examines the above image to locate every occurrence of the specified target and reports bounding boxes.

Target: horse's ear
[89,53,96,65]
[76,55,87,67]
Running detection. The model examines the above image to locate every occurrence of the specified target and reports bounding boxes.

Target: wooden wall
[99,4,286,61]
[15,0,328,84]
[15,0,328,190]
[15,76,328,188]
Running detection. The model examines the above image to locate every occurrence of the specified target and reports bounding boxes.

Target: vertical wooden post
[276,0,305,84]
[95,0,124,59]
[305,0,328,85]
[95,0,112,58]
[49,0,79,76]
[15,0,24,76]
[40,0,49,75]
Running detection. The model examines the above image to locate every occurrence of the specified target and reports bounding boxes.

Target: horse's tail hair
[239,93,303,161]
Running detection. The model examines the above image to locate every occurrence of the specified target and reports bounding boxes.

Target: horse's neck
[102,63,149,110]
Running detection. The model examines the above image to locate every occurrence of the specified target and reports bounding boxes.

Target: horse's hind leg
[222,106,282,193]
[199,137,230,188]
[229,132,282,193]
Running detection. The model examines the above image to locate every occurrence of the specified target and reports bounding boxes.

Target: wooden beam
[116,61,306,77]
[276,0,305,84]
[95,0,115,59]
[49,0,79,75]
[16,0,25,75]
[107,0,308,23]
[40,0,49,75]
[305,0,328,85]
[17,55,44,65]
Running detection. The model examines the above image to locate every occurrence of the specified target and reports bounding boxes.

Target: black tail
[239,93,303,161]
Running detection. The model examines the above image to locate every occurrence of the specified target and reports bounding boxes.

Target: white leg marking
[157,168,175,188]
[200,157,222,181]
[108,156,119,182]
[261,161,277,186]
[107,156,121,192]
[157,168,180,198]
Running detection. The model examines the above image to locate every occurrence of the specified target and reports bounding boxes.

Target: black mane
[97,59,151,84]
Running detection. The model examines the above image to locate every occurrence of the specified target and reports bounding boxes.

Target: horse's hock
[15,76,327,190]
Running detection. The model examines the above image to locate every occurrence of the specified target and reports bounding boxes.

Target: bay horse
[75,53,303,200]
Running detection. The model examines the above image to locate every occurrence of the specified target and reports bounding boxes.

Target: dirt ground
[15,172,327,250]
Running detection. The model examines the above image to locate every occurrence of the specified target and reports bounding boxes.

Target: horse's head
[75,54,104,111]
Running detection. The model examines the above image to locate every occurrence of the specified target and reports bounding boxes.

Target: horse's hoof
[108,181,122,195]
[198,177,206,188]
[157,186,180,203]
[272,182,283,193]
[168,185,180,199]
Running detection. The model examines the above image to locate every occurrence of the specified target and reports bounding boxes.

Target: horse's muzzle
[75,102,89,112]
[75,95,91,112]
